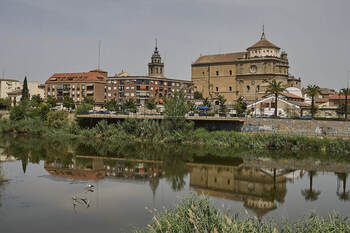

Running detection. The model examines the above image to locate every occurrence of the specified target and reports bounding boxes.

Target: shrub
[10,104,27,121]
[47,110,68,128]
[76,103,93,115]
[136,195,350,233]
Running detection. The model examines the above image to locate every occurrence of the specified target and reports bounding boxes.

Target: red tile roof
[248,39,280,50]
[281,92,304,100]
[46,71,107,84]
[329,94,350,100]
[192,52,246,65]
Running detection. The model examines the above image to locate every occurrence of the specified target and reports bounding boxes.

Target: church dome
[247,32,280,50]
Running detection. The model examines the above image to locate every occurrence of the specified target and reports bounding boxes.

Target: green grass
[1,118,350,158]
[135,195,350,233]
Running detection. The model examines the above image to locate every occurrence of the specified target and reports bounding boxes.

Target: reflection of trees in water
[301,171,321,201]
[336,173,349,201]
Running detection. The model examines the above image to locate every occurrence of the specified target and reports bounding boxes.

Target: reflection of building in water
[189,164,289,220]
[44,158,106,180]
[44,157,163,198]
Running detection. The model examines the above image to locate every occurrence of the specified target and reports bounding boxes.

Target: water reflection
[0,134,350,226]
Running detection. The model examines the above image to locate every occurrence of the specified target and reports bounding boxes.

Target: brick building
[44,44,193,106]
[191,29,301,105]
[45,69,108,104]
[105,44,193,105]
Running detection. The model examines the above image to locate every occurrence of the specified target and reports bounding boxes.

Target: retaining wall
[242,118,350,137]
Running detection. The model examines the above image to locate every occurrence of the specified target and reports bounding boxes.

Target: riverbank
[135,195,350,233]
[1,118,350,158]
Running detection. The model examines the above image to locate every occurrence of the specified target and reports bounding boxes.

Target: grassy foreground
[135,195,350,233]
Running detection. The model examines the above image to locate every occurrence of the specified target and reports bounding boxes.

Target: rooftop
[192,52,246,65]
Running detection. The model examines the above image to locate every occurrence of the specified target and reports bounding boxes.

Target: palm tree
[305,85,320,119]
[336,173,350,201]
[301,171,321,201]
[265,80,286,118]
[340,88,350,120]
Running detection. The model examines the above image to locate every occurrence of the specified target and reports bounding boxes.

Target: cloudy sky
[0,0,349,89]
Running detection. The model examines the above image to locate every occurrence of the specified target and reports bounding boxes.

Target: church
[191,29,301,105]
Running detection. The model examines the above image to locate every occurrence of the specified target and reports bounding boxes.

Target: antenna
[98,40,101,70]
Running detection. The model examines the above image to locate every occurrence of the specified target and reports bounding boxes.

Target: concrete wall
[242,118,350,137]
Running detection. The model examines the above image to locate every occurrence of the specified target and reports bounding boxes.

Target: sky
[0,0,349,90]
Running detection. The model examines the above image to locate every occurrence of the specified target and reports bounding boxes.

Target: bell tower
[148,39,164,77]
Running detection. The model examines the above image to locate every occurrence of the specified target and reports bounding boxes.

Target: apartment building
[0,78,21,99]
[45,69,107,104]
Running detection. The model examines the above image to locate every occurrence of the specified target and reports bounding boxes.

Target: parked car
[300,115,312,119]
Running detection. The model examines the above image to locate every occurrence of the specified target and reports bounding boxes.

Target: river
[0,135,349,233]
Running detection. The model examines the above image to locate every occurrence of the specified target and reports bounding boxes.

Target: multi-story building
[45,69,108,104]
[105,45,193,105]
[44,45,193,106]
[191,30,301,105]
[0,78,21,99]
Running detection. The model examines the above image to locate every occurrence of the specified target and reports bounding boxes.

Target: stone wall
[242,118,350,137]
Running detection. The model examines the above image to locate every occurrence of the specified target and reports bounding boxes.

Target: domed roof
[247,32,280,50]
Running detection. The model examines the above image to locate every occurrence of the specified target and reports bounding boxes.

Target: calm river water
[0,135,349,233]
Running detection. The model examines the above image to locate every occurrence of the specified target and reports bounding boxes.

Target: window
[202,72,205,76]
[216,87,219,92]
[257,85,260,92]
[229,86,232,92]
[131,93,134,97]
[216,71,219,76]
[131,86,135,90]
[108,87,111,91]
[114,87,117,90]
[229,70,232,76]
[247,85,250,92]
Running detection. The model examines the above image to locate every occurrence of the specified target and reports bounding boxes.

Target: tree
[217,95,227,115]
[164,91,189,130]
[301,171,321,201]
[188,102,196,112]
[31,94,43,108]
[46,96,57,108]
[47,110,68,128]
[265,80,286,118]
[0,98,11,110]
[203,97,212,109]
[337,103,350,118]
[340,88,350,120]
[193,91,203,100]
[104,99,118,111]
[63,96,75,109]
[9,103,27,121]
[76,103,93,115]
[234,96,247,115]
[336,173,349,201]
[83,97,95,105]
[145,98,156,111]
[123,98,136,113]
[21,76,30,101]
[305,85,320,119]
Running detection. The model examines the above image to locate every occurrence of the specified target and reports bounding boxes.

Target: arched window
[247,85,250,92]
[229,86,232,91]
[229,70,232,76]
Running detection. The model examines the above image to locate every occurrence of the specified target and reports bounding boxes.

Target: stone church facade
[191,31,301,105]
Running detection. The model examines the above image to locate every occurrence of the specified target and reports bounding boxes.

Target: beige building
[191,30,301,105]
[0,78,21,99]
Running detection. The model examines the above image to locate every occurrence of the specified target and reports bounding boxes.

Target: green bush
[76,103,93,115]
[47,110,68,128]
[10,104,27,121]
[136,195,350,233]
